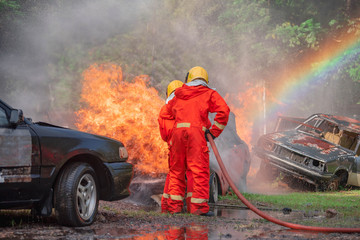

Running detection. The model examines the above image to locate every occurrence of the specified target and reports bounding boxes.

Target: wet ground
[1,197,360,240]
[1,171,360,240]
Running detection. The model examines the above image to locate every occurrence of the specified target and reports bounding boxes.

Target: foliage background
[1,0,360,130]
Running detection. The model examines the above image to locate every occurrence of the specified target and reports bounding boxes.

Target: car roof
[317,113,360,134]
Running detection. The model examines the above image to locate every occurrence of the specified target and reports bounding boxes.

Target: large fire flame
[75,63,168,175]
[75,63,282,178]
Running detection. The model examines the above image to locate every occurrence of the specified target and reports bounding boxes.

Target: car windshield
[297,115,360,154]
[297,116,327,135]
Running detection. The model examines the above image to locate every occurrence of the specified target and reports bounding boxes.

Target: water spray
[207,133,360,233]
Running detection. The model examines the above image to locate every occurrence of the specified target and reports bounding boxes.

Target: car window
[299,117,360,150]
[317,120,333,132]
[0,107,9,127]
[298,117,323,134]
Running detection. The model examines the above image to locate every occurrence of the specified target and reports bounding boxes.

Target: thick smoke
[1,1,358,195]
[1,0,150,122]
[2,1,358,123]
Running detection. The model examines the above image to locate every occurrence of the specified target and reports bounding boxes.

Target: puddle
[1,207,360,240]
[94,223,335,240]
[86,208,358,239]
[214,207,262,220]
[89,209,261,239]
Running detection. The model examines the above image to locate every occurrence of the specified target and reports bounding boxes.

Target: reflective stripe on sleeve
[214,121,226,130]
[177,122,191,128]
[186,192,193,198]
[170,195,185,201]
[163,193,169,199]
[190,197,208,204]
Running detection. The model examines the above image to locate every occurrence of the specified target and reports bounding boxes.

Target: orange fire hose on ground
[207,133,360,233]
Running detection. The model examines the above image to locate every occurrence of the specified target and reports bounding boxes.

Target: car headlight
[119,146,128,159]
[260,139,275,152]
[304,157,326,172]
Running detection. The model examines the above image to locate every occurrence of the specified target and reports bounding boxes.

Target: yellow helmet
[185,66,208,83]
[167,80,184,97]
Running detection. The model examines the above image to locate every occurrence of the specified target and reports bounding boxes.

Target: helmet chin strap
[185,72,189,83]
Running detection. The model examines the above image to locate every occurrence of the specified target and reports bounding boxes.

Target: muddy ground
[1,195,360,240]
[1,170,360,240]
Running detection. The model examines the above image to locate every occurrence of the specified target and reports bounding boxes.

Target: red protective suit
[158,104,174,213]
[160,84,230,215]
[158,98,194,213]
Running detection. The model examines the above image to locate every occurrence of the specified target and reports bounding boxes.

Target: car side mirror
[9,109,24,125]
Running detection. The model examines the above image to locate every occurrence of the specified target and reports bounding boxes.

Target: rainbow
[264,31,360,122]
[230,29,360,144]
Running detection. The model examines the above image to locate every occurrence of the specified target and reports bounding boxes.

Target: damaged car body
[209,112,251,202]
[0,99,133,226]
[254,113,360,191]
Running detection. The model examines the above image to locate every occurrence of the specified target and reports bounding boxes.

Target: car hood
[264,130,353,161]
[32,121,124,148]
[29,121,127,164]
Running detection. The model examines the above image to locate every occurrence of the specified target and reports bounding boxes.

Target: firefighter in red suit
[160,66,230,216]
[158,80,184,213]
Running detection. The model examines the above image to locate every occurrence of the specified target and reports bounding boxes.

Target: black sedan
[0,99,133,226]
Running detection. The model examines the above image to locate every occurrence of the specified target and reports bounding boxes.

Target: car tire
[209,172,219,203]
[326,176,340,191]
[54,162,99,226]
[325,172,348,191]
[317,171,348,192]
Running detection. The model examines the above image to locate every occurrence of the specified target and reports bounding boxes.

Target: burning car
[254,113,360,191]
[0,99,133,226]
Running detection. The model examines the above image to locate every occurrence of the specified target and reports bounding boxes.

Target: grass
[219,189,360,217]
[0,210,31,227]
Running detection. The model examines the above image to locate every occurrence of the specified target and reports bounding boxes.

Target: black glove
[205,129,216,142]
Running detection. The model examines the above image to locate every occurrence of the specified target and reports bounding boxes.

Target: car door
[0,104,41,203]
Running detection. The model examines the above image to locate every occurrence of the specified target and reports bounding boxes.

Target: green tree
[1,0,360,117]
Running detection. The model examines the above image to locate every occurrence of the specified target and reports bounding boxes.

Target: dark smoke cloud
[1,0,150,122]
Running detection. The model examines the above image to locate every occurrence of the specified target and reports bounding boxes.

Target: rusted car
[254,113,360,191]
[209,112,251,202]
[0,99,133,226]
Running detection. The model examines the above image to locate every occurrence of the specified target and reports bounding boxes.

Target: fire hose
[207,133,360,233]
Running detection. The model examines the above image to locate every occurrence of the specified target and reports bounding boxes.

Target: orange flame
[226,83,264,147]
[226,82,283,148]
[226,83,284,180]
[75,63,168,175]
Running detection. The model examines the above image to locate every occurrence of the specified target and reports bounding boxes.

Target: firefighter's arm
[158,117,168,142]
[209,91,230,138]
[158,104,174,142]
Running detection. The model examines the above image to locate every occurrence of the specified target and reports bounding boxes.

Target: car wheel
[54,162,99,226]
[209,172,219,203]
[326,176,340,191]
[326,171,348,191]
